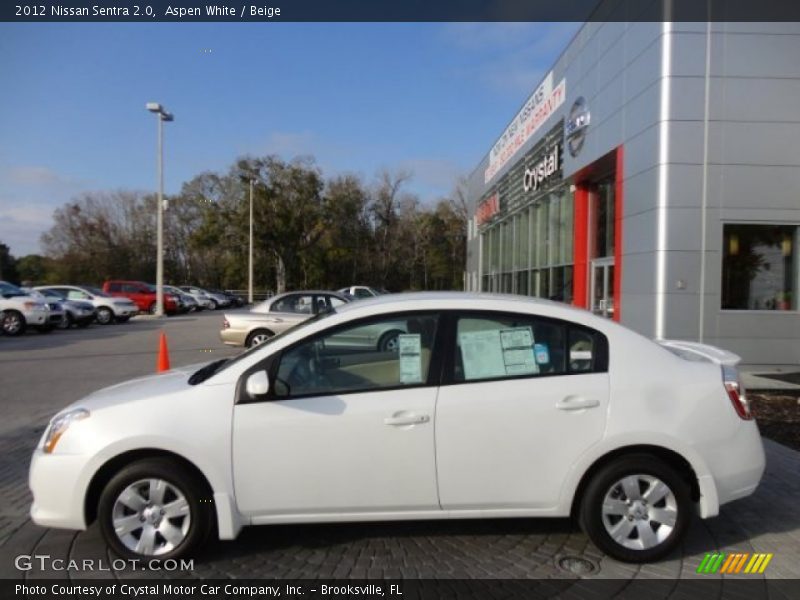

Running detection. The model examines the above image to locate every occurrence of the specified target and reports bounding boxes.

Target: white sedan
[29,292,765,563]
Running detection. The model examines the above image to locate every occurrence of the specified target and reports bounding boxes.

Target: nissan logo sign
[566,96,590,157]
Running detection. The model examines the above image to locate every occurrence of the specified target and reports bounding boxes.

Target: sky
[0,22,580,257]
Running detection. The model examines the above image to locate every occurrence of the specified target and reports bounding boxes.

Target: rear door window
[451,312,607,383]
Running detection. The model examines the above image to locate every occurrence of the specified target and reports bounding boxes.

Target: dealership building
[464,20,800,365]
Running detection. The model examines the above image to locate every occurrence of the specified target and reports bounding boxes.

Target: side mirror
[245,370,270,397]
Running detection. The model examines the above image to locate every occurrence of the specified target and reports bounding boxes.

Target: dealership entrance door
[591,257,615,318]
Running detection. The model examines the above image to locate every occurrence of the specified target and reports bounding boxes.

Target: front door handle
[384,413,430,426]
[556,395,600,411]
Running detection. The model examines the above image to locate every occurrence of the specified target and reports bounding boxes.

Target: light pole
[249,179,254,304]
[145,102,174,317]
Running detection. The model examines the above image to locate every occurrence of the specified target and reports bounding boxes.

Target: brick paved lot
[1,312,798,583]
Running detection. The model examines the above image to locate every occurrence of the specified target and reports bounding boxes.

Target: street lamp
[249,178,254,305]
[146,102,174,317]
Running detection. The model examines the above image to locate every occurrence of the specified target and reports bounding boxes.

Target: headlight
[43,408,90,454]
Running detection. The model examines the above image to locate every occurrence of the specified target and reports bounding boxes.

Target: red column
[613,145,624,322]
[573,184,590,309]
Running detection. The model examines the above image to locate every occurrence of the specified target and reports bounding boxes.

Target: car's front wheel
[98,458,213,560]
[96,307,114,325]
[579,454,691,563]
[2,310,26,336]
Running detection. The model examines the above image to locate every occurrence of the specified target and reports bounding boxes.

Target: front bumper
[23,309,48,326]
[113,305,138,317]
[29,449,89,530]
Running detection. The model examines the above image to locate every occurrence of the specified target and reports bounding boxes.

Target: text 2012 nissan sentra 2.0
[29,292,765,563]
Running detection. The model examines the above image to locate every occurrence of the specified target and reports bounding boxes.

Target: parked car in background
[19,288,65,332]
[24,288,95,329]
[179,286,229,310]
[338,285,383,299]
[29,292,765,563]
[103,281,179,315]
[178,286,215,310]
[208,288,246,308]
[222,290,351,347]
[35,285,138,325]
[163,286,197,313]
[0,281,49,336]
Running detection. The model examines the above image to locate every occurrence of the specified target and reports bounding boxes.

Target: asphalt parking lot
[0,311,799,584]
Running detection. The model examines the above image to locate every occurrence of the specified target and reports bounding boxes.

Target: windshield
[0,282,26,297]
[191,309,337,384]
[85,286,110,297]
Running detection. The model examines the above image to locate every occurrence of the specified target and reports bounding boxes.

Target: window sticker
[534,343,550,364]
[459,329,507,380]
[398,334,423,383]
[500,326,539,375]
[570,350,593,361]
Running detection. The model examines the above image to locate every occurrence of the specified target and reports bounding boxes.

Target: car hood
[70,362,209,413]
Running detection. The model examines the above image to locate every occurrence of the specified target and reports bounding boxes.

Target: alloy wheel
[111,478,191,557]
[601,474,678,551]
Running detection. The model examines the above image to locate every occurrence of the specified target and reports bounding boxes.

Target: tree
[0,242,19,284]
[16,254,53,285]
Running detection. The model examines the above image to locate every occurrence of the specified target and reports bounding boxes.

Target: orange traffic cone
[156,331,171,373]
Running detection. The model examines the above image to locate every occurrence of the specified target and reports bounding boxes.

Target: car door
[435,311,609,511]
[232,312,442,518]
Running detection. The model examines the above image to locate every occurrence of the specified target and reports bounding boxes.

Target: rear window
[453,312,607,383]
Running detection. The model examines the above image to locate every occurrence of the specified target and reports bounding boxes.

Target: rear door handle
[384,414,430,426]
[556,395,600,411]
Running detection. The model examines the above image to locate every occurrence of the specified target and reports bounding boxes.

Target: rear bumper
[219,329,245,346]
[700,420,766,512]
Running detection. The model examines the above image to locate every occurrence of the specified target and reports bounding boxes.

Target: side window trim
[440,310,609,386]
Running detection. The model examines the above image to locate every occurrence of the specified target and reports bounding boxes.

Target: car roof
[331,291,618,329]
[269,290,350,300]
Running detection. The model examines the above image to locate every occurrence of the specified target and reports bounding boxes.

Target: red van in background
[103,280,179,315]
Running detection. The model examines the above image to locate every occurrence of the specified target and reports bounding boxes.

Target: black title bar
[5,0,800,22]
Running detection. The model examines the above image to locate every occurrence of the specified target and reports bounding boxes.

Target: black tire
[57,313,74,330]
[97,458,214,561]
[2,311,26,336]
[210,299,219,310]
[377,329,403,353]
[96,307,114,325]
[246,329,273,348]
[579,454,691,563]
[115,316,130,324]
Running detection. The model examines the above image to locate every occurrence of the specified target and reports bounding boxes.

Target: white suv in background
[0,281,49,336]
[36,285,139,325]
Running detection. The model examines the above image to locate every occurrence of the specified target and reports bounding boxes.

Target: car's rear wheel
[98,458,213,560]
[2,311,26,336]
[96,307,114,325]
[246,329,273,348]
[579,454,691,563]
[210,299,219,310]
[377,329,403,353]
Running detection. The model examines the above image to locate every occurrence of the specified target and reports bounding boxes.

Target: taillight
[722,365,752,420]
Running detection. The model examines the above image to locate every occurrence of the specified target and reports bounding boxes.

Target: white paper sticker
[459,326,539,380]
[459,329,506,380]
[500,326,539,375]
[398,334,423,383]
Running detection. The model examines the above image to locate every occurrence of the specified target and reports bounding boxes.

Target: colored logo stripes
[697,552,773,574]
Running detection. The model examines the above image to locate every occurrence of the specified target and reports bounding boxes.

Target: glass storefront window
[516,210,529,270]
[502,220,513,272]
[594,181,615,259]
[549,193,562,265]
[535,201,548,268]
[722,224,798,311]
